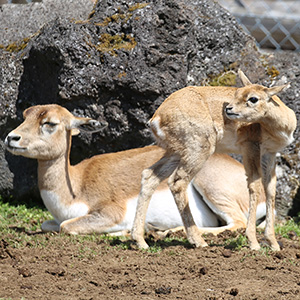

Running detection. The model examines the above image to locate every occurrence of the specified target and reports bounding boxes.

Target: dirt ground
[1,229,300,300]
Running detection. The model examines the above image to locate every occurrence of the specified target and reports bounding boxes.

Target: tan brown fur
[132,70,296,250]
[5,104,267,237]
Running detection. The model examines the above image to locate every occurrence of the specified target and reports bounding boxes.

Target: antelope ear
[267,83,290,98]
[68,117,108,133]
[238,69,252,86]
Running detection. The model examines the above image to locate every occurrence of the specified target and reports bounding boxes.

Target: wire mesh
[217,0,300,51]
[0,0,42,4]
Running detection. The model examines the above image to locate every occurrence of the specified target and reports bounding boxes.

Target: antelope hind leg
[168,163,209,248]
[131,155,179,249]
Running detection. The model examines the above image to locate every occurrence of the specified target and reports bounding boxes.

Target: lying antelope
[5,104,266,236]
[132,70,297,251]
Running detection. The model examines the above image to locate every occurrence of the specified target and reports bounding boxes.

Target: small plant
[0,199,51,231]
[1,197,300,255]
[224,234,248,250]
[147,244,162,253]
[259,245,273,257]
[275,218,300,239]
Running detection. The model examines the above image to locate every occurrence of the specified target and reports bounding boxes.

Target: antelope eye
[43,122,57,127]
[248,97,258,104]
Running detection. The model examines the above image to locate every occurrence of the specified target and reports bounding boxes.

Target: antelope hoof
[249,241,261,251]
[135,238,149,250]
[187,234,208,248]
[194,240,208,248]
[131,228,149,249]
[60,220,79,235]
[270,242,281,252]
[41,220,60,232]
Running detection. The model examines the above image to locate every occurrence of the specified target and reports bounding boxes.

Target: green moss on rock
[94,33,137,56]
[209,71,237,86]
[128,3,149,12]
[1,37,30,53]
[267,66,280,78]
[94,3,148,27]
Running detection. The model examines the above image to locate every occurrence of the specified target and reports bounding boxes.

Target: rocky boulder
[0,0,299,218]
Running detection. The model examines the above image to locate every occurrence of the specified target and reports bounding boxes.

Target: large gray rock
[0,0,299,218]
[0,0,94,44]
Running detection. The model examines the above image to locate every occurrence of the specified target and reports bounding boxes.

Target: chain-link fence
[217,0,300,51]
[0,0,41,4]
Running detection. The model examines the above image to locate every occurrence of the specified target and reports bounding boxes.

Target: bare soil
[1,229,300,300]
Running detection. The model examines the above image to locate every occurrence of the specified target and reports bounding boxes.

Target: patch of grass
[275,218,300,239]
[67,232,104,245]
[259,244,276,257]
[163,235,190,247]
[145,235,191,253]
[224,233,248,250]
[1,198,300,254]
[103,235,133,250]
[0,199,51,231]
[0,198,52,248]
[77,245,99,259]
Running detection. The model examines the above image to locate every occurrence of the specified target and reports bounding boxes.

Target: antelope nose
[5,132,21,146]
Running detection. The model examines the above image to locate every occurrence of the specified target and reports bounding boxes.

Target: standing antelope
[132,70,297,251]
[5,104,266,236]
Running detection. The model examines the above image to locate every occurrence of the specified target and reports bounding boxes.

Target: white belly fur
[41,184,218,233]
[105,183,219,233]
[40,190,89,223]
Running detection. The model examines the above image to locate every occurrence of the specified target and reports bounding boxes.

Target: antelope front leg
[243,145,262,250]
[60,210,122,235]
[246,179,261,250]
[261,153,280,251]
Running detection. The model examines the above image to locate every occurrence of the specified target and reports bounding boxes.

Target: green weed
[0,199,51,231]
[224,234,248,250]
[275,218,300,238]
[1,198,300,254]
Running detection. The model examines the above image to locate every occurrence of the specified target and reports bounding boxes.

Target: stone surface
[0,0,299,217]
[0,0,94,44]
